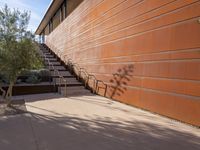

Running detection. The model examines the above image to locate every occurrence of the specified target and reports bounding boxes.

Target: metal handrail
[41,44,108,97]
[55,69,67,97]
[79,68,88,87]
[96,80,108,97]
[66,59,108,96]
[55,50,62,59]
[63,54,69,61]
[87,75,97,93]
[71,64,80,79]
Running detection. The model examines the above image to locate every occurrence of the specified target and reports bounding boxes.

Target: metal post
[104,85,107,97]
[59,77,61,94]
[94,80,98,94]
[64,80,67,97]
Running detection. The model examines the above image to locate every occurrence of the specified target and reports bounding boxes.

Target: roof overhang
[35,0,64,35]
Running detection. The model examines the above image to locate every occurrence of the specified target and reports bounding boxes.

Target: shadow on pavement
[1,104,199,150]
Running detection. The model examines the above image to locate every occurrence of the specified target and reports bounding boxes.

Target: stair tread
[54,78,79,82]
[49,66,66,70]
[48,59,58,62]
[45,61,61,65]
[45,55,54,58]
[48,58,57,60]
[44,53,54,56]
[61,86,86,90]
[59,87,93,96]
[51,71,72,77]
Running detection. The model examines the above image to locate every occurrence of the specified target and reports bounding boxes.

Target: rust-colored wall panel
[46,0,200,126]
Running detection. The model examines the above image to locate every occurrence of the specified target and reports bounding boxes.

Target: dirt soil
[0,99,27,116]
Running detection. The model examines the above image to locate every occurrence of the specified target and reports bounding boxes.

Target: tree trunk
[0,85,6,99]
[5,81,14,107]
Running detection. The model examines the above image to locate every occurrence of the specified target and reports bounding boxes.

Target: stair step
[51,71,73,77]
[42,52,50,54]
[41,50,49,53]
[46,64,62,67]
[45,54,54,57]
[63,86,86,90]
[45,61,61,65]
[47,58,58,62]
[48,58,57,61]
[53,78,83,86]
[43,52,51,55]
[52,75,74,78]
[43,58,57,61]
[53,77,78,82]
[59,86,93,96]
[49,66,66,71]
[46,55,55,58]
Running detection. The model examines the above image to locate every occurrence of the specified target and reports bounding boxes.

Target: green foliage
[25,74,41,84]
[0,5,43,104]
[38,69,50,77]
[0,5,43,83]
[20,70,38,77]
[21,69,50,77]
[0,73,9,84]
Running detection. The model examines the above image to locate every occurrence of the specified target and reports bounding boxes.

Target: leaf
[0,5,43,86]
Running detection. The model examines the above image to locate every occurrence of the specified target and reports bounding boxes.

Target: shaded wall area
[45,0,200,126]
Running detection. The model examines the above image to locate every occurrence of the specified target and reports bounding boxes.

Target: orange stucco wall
[46,0,200,126]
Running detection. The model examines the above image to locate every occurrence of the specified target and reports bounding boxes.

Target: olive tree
[0,5,43,106]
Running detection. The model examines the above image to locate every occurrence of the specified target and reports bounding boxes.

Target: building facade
[36,0,200,126]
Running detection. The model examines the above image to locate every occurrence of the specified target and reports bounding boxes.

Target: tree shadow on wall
[109,64,134,99]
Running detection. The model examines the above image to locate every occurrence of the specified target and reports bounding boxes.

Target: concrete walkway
[0,93,200,150]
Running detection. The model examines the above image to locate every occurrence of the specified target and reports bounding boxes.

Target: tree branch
[0,84,6,99]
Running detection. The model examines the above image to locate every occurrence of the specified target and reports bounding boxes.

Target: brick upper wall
[46,0,200,126]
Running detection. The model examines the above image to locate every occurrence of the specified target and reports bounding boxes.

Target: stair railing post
[58,77,61,94]
[53,67,56,87]
[86,76,89,88]
[48,59,51,83]
[95,80,98,94]
[84,76,88,88]
[64,78,67,97]
[104,85,107,97]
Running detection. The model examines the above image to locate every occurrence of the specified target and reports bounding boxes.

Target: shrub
[25,74,41,84]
